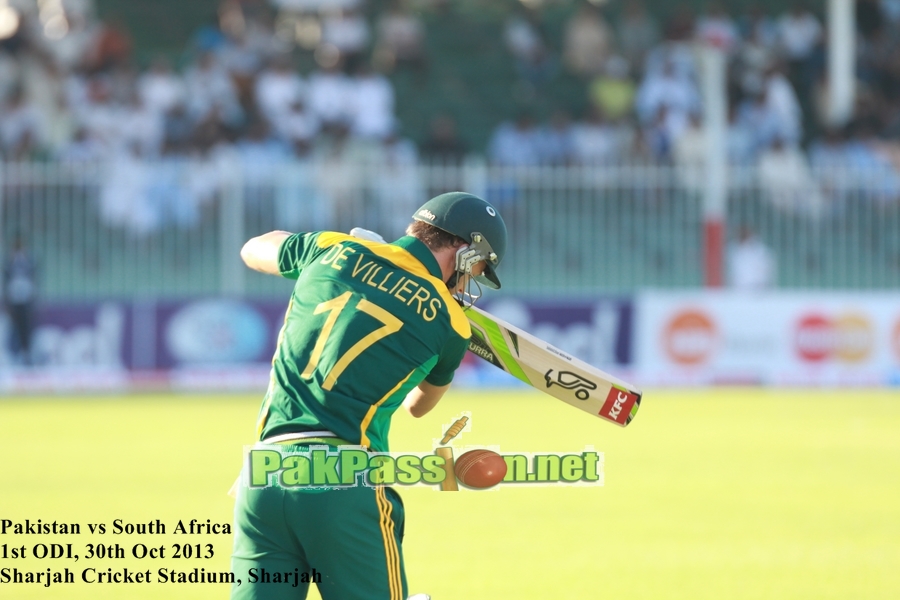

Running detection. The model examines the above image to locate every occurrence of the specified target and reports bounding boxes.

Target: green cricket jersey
[255,232,471,452]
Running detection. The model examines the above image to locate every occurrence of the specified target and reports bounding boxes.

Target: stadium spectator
[143,157,203,232]
[762,65,802,145]
[275,99,319,156]
[695,2,740,54]
[737,3,778,47]
[183,50,243,127]
[86,16,133,71]
[735,88,783,157]
[235,119,290,193]
[858,9,900,108]
[117,91,163,158]
[841,119,900,204]
[138,57,186,117]
[727,103,758,165]
[191,105,234,154]
[809,127,855,206]
[63,67,91,116]
[216,4,269,108]
[571,105,635,165]
[0,86,45,159]
[539,109,577,166]
[674,113,705,192]
[320,7,370,66]
[728,226,777,290]
[29,3,102,71]
[775,1,823,117]
[373,0,426,72]
[41,91,77,156]
[616,0,660,76]
[248,8,289,56]
[307,60,354,133]
[76,77,123,154]
[99,143,166,235]
[636,59,701,148]
[503,5,555,87]
[105,62,138,105]
[641,105,674,161]
[644,10,698,83]
[588,55,636,123]
[735,18,777,94]
[56,125,105,162]
[254,53,305,126]
[562,2,613,78]
[420,114,467,165]
[758,136,826,219]
[17,49,67,132]
[3,235,37,366]
[161,101,196,155]
[487,111,543,166]
[348,61,395,140]
[809,127,849,171]
[776,3,822,64]
[0,50,19,103]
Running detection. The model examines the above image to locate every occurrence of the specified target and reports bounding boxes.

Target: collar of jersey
[390,236,443,280]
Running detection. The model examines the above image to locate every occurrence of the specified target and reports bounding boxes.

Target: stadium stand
[0,0,898,299]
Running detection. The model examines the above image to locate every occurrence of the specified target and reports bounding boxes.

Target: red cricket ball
[454,449,507,489]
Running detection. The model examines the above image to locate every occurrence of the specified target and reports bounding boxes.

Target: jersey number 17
[301,291,404,390]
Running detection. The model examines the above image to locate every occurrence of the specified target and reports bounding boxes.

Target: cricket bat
[463,303,642,427]
[348,228,642,427]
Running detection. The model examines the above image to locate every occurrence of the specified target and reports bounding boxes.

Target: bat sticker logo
[468,327,504,369]
[544,369,598,400]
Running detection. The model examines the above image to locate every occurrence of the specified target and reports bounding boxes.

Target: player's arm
[240,231,292,275]
[403,381,451,418]
[404,325,469,417]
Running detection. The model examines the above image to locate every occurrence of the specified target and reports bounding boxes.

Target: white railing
[1,158,898,300]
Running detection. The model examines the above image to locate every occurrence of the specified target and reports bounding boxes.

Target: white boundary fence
[1,158,899,300]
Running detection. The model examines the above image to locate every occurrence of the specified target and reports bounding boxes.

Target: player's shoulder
[444,298,471,340]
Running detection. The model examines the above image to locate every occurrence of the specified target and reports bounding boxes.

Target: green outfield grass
[1,389,899,600]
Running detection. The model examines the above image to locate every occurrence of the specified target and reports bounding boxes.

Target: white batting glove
[349,227,386,243]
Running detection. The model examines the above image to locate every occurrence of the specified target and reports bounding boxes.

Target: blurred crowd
[0,0,420,233]
[0,0,405,161]
[485,0,900,217]
[491,0,900,170]
[1,0,899,233]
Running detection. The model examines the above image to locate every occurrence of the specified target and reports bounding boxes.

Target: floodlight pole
[700,46,728,287]
[827,0,855,127]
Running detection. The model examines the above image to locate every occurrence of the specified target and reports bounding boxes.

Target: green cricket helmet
[412,192,508,289]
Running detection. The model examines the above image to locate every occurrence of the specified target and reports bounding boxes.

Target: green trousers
[230,454,407,600]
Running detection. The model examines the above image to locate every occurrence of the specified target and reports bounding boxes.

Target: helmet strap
[460,277,483,307]
[450,244,485,307]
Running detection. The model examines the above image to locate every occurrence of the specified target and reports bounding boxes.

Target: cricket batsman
[231,192,508,600]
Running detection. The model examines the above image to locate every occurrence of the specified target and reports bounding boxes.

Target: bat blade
[464,305,642,427]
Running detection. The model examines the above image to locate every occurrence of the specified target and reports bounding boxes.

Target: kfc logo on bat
[600,388,638,425]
